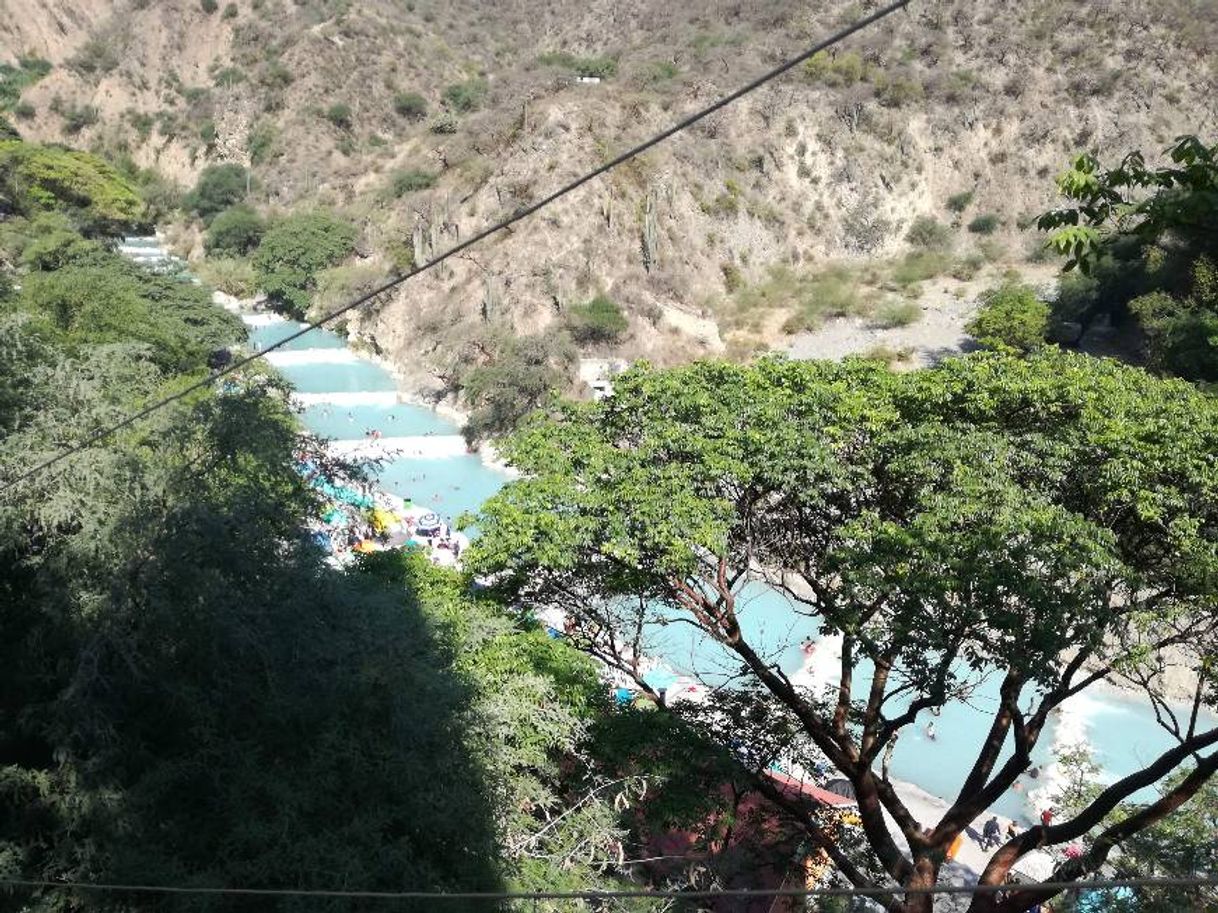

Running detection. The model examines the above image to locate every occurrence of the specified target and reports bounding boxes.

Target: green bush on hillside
[968,213,1001,235]
[252,211,357,319]
[387,168,435,197]
[392,91,428,120]
[966,283,1049,353]
[324,103,353,130]
[946,190,974,213]
[537,51,617,79]
[906,215,952,250]
[205,204,265,256]
[565,294,628,345]
[442,78,488,113]
[185,163,249,222]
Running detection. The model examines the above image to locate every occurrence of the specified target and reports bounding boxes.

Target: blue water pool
[249,322,348,351]
[276,360,400,393]
[298,403,454,440]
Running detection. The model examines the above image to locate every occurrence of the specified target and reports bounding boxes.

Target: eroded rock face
[15,0,1212,381]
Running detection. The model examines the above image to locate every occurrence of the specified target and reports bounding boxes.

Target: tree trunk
[900,857,940,913]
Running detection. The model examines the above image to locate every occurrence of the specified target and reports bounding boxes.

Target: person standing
[1040,808,1054,828]
[982,815,1002,850]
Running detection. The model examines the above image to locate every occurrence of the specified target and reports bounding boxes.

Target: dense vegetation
[252,210,357,319]
[1040,135,1218,383]
[470,352,1218,913]
[0,142,647,911]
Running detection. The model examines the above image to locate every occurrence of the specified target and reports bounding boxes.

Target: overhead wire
[0,0,911,495]
[1,875,1215,902]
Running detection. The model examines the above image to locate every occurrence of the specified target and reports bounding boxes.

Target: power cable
[1,876,1214,901]
[0,0,910,496]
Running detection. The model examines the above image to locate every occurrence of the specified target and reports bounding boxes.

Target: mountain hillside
[4,0,1216,393]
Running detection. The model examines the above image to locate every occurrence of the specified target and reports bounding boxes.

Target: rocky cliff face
[6,0,1216,384]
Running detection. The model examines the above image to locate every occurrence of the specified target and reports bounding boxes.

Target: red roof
[766,770,857,807]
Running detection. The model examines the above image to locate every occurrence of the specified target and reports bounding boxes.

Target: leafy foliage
[905,215,952,251]
[184,162,249,223]
[459,329,575,445]
[204,203,265,256]
[392,91,428,120]
[470,351,1218,905]
[966,282,1050,353]
[442,77,489,113]
[387,168,435,197]
[1039,135,1218,381]
[564,294,629,345]
[0,141,143,236]
[252,210,357,319]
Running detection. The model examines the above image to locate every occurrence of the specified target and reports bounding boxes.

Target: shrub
[905,215,951,250]
[946,190,974,213]
[205,204,264,256]
[201,0,218,12]
[198,119,218,145]
[61,104,99,134]
[875,75,924,107]
[213,66,245,87]
[872,300,922,328]
[891,250,951,286]
[248,122,276,164]
[195,256,258,297]
[252,211,357,319]
[429,114,459,134]
[968,213,1001,235]
[537,52,616,78]
[803,50,867,86]
[223,2,238,17]
[185,163,248,222]
[721,262,744,292]
[565,294,628,345]
[966,283,1049,353]
[392,91,428,120]
[0,117,18,141]
[69,35,121,75]
[324,103,353,130]
[950,255,985,281]
[387,168,435,197]
[12,101,35,120]
[442,78,488,113]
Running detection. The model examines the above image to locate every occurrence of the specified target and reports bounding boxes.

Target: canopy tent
[416,512,443,536]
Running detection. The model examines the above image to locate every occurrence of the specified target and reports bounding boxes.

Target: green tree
[0,140,143,235]
[965,282,1050,353]
[459,329,575,446]
[469,352,1218,913]
[565,294,628,345]
[184,162,249,222]
[204,203,265,255]
[1039,134,1218,381]
[252,210,357,319]
[324,102,353,130]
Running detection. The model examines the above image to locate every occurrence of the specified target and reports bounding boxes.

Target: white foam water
[264,349,360,366]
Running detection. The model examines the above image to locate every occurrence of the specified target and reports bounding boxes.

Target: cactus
[481,269,498,322]
[641,189,659,273]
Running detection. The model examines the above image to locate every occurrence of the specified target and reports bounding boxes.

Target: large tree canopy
[469,353,1218,913]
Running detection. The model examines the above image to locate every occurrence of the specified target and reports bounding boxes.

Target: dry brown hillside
[4,0,1217,389]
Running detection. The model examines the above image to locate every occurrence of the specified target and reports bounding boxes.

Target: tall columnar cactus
[641,190,658,273]
[481,269,498,322]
